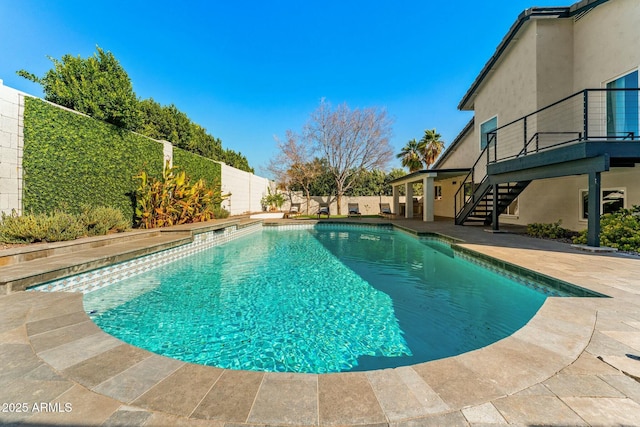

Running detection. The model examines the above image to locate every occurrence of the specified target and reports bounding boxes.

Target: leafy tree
[222,149,253,173]
[188,125,223,161]
[384,168,408,196]
[136,98,168,140]
[137,99,191,144]
[397,139,423,172]
[19,48,253,173]
[306,158,336,197]
[304,100,394,214]
[18,47,139,129]
[347,169,387,196]
[136,98,252,171]
[136,98,226,162]
[419,128,445,169]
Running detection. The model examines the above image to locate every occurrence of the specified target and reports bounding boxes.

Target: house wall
[472,20,539,145]
[501,167,640,231]
[436,129,477,170]
[503,0,640,230]
[433,176,468,218]
[573,0,640,91]
[0,80,25,215]
[442,0,640,229]
[535,19,575,107]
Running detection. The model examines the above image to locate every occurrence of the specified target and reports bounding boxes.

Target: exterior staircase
[455,180,530,226]
[452,87,640,244]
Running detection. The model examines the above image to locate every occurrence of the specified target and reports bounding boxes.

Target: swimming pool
[81,224,570,373]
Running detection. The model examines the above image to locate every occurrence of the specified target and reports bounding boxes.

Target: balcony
[455,88,640,246]
[487,88,640,176]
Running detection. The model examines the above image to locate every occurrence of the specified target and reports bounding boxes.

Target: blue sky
[0,0,566,176]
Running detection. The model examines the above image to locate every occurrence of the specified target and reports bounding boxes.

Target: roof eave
[431,117,475,169]
[388,168,471,186]
[457,6,573,111]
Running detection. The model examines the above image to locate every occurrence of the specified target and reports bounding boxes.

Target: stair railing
[454,134,493,220]
[516,131,583,157]
[454,87,640,223]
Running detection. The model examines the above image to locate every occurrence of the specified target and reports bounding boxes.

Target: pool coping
[2,218,640,426]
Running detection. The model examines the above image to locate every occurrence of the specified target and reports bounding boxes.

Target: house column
[492,184,500,231]
[423,176,435,222]
[405,182,414,218]
[161,140,173,168]
[392,185,400,215]
[587,171,601,247]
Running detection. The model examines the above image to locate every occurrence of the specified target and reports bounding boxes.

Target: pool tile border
[30,222,262,294]
[451,245,607,298]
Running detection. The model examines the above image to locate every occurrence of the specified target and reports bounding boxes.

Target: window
[606,70,638,139]
[480,116,498,150]
[580,188,626,220]
[434,185,442,200]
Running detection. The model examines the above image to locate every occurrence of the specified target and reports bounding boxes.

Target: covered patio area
[388,169,469,222]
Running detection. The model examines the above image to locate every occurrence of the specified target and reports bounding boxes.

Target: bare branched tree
[304,100,394,214]
[267,130,320,214]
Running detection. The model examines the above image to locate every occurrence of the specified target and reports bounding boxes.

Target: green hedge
[23,98,164,221]
[173,147,221,188]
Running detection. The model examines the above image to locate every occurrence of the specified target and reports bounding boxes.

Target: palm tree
[418,129,445,169]
[396,139,423,172]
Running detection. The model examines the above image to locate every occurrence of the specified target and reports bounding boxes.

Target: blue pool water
[84,226,547,373]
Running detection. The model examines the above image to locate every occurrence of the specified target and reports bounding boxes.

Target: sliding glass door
[606,70,639,139]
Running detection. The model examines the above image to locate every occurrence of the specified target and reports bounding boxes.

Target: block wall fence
[0,80,25,214]
[0,79,274,217]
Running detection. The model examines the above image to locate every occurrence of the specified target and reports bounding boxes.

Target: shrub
[44,211,86,242]
[134,165,230,229]
[573,206,640,252]
[0,211,50,243]
[0,210,84,243]
[212,206,230,219]
[78,205,130,236]
[0,207,129,244]
[526,220,572,239]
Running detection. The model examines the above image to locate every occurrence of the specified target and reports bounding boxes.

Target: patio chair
[317,203,330,219]
[286,202,301,218]
[379,203,394,218]
[347,203,361,217]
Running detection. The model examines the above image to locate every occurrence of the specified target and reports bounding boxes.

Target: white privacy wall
[220,162,273,215]
[0,80,26,215]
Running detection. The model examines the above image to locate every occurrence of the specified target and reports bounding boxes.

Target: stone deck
[1,218,640,426]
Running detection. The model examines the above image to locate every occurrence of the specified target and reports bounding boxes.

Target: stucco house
[390,0,640,247]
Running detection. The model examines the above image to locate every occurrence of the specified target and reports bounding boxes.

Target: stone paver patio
[2,217,640,426]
